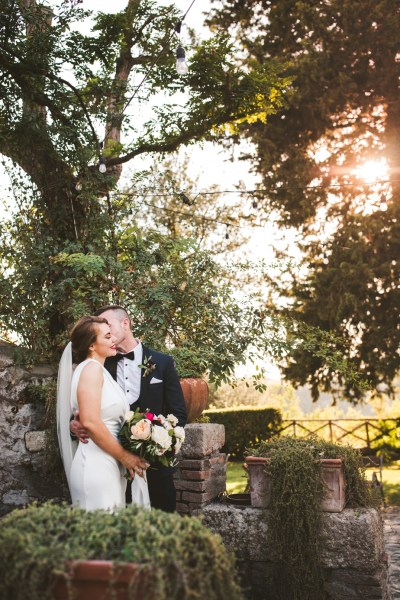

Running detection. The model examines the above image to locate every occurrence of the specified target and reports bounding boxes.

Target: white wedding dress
[69,359,129,511]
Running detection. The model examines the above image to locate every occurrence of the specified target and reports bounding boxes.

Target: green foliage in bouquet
[0,502,244,600]
[247,436,379,600]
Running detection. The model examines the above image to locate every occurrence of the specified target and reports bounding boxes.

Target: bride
[57,316,149,510]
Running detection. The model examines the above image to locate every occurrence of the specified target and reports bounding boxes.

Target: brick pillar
[174,423,226,516]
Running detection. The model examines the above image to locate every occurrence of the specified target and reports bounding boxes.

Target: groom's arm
[163,355,187,427]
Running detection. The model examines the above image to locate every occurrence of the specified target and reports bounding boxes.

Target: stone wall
[202,504,390,600]
[0,340,67,516]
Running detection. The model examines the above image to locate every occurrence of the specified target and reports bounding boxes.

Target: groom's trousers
[126,465,176,512]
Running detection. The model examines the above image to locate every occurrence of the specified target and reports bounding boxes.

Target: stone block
[175,475,226,494]
[319,509,385,570]
[210,461,227,478]
[3,489,29,506]
[25,430,46,452]
[175,479,208,492]
[210,454,227,464]
[175,458,211,470]
[182,488,220,503]
[180,423,225,458]
[181,470,211,480]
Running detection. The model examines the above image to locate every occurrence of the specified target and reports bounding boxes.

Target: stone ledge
[202,504,389,600]
[202,504,384,570]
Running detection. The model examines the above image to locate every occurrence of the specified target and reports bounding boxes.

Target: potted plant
[244,436,379,600]
[169,346,210,423]
[0,502,244,600]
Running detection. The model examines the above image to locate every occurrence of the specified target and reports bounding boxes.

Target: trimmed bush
[0,502,244,600]
[205,407,282,457]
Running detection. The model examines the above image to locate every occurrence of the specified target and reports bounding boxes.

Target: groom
[70,305,187,512]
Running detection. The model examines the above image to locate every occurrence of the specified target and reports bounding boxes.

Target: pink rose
[131,418,151,440]
[145,412,155,421]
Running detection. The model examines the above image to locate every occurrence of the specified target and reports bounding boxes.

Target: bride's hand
[121,451,149,479]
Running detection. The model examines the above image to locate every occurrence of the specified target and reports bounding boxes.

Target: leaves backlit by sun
[352,159,388,183]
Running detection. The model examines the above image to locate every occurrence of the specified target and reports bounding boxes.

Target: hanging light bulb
[379,193,388,211]
[225,225,230,240]
[75,181,82,192]
[176,45,188,75]
[252,195,258,209]
[99,156,107,174]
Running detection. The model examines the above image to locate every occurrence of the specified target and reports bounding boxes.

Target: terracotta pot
[245,456,345,512]
[180,378,209,423]
[53,560,145,600]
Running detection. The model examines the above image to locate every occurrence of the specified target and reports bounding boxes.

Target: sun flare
[353,159,388,183]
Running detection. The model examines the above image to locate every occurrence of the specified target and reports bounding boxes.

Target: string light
[176,46,188,75]
[99,156,107,174]
[107,0,198,132]
[174,20,188,75]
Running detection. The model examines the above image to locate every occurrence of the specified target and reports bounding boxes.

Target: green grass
[226,459,400,505]
[226,461,248,495]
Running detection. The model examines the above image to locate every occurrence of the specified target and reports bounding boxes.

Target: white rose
[167,414,178,427]
[173,426,185,441]
[130,419,151,440]
[151,425,172,450]
[125,410,134,422]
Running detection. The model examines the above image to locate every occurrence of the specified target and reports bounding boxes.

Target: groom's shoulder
[143,346,173,364]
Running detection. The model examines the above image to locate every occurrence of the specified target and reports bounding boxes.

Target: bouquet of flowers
[118,407,185,468]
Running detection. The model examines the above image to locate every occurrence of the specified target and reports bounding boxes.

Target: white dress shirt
[116,341,143,406]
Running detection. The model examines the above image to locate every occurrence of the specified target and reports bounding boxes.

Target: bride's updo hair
[70,316,109,364]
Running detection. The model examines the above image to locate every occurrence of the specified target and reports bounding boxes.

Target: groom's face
[99,310,130,346]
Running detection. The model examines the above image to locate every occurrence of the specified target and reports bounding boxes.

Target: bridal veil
[56,341,77,490]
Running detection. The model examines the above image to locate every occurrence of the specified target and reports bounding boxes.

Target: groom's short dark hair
[94,305,130,321]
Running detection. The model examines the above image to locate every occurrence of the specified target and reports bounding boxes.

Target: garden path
[384,507,400,599]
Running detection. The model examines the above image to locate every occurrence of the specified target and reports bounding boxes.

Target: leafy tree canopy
[0,0,290,343]
[209,0,400,399]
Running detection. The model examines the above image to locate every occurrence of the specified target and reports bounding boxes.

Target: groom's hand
[70,410,89,443]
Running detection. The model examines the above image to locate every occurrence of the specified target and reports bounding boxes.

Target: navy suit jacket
[104,345,187,428]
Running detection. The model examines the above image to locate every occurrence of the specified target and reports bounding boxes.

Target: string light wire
[110,0,198,128]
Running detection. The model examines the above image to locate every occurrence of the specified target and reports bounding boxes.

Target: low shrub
[205,407,282,457]
[0,502,244,600]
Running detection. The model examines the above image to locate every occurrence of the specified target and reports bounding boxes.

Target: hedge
[205,407,282,457]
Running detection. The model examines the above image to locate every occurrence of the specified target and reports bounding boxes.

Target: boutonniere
[138,355,157,378]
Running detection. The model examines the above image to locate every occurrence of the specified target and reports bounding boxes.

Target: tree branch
[106,110,250,167]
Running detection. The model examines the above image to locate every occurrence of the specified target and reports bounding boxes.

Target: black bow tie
[116,351,135,361]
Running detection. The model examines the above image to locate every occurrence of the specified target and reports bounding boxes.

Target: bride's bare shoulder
[77,360,104,384]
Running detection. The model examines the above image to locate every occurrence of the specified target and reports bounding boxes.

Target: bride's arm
[77,362,148,478]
